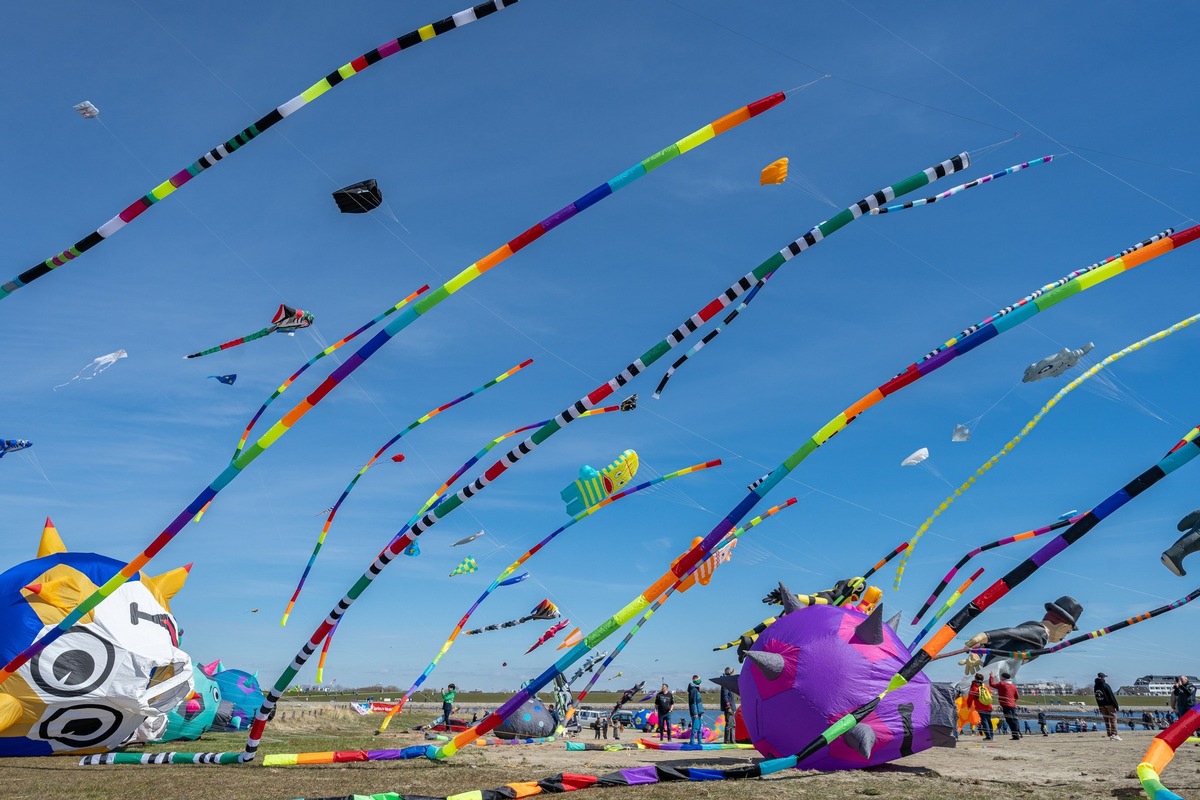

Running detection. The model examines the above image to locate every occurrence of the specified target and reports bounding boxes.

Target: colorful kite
[1137,701,1200,798]
[73,91,794,766]
[449,557,477,578]
[230,285,429,461]
[557,628,582,651]
[903,309,1200,591]
[280,359,533,625]
[0,440,32,459]
[778,423,1200,771]
[524,620,568,654]
[332,179,382,213]
[560,449,639,515]
[403,541,420,558]
[869,155,1053,214]
[893,226,1198,586]
[390,454,406,463]
[1022,341,1094,382]
[465,600,559,636]
[910,514,1086,625]
[908,567,984,648]
[1,1,516,302]
[53,348,126,390]
[452,531,484,547]
[759,157,788,185]
[0,519,192,756]
[208,374,237,385]
[373,460,719,735]
[72,100,99,119]
[184,305,313,359]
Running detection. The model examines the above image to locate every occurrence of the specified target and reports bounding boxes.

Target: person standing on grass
[688,675,704,745]
[440,684,456,726]
[654,684,675,741]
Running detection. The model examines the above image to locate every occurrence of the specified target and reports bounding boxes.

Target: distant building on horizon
[1123,675,1200,696]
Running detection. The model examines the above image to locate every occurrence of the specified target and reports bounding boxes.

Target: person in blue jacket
[688,674,704,745]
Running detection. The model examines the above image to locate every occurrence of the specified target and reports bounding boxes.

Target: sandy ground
[2,711,1199,800]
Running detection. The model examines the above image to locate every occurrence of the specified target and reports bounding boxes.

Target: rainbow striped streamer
[772,422,1200,772]
[870,155,1053,213]
[910,513,1086,625]
[232,285,429,461]
[1,2,516,301]
[13,87,782,720]
[894,225,1197,587]
[572,498,797,706]
[1139,705,1200,799]
[372,459,722,735]
[280,358,533,625]
[902,309,1200,589]
[908,567,983,649]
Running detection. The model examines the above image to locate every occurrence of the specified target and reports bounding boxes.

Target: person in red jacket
[990,671,1021,740]
[968,674,994,740]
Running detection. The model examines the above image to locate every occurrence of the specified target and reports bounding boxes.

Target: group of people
[964,672,1022,741]
[652,668,738,745]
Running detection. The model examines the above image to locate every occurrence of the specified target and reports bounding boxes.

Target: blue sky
[2,1,1199,697]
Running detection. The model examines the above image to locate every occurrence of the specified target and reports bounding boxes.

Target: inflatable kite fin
[844,722,877,759]
[852,604,885,646]
[37,517,66,558]
[744,649,785,681]
[710,674,740,696]
[22,579,86,616]
[886,610,903,632]
[778,581,804,615]
[142,563,192,611]
[0,695,22,734]
[1162,529,1200,577]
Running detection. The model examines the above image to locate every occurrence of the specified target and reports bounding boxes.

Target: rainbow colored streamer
[895,225,1196,587]
[870,155,1053,213]
[373,459,722,735]
[1,2,515,301]
[281,359,533,625]
[902,309,1200,585]
[908,567,983,648]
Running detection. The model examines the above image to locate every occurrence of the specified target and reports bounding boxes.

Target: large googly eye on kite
[36,703,126,750]
[29,626,115,698]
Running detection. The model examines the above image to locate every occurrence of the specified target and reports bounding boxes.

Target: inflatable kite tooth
[1021,341,1094,382]
[0,519,194,756]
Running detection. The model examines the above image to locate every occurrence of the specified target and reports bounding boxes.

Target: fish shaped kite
[497,572,529,587]
[0,440,32,459]
[184,305,313,359]
[208,374,237,385]
[448,556,477,578]
[464,599,559,636]
[54,348,126,390]
[452,530,484,547]
[73,101,99,119]
[1021,342,1094,382]
[560,449,639,515]
[524,620,568,655]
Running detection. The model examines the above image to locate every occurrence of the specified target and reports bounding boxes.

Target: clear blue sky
[2,1,1199,697]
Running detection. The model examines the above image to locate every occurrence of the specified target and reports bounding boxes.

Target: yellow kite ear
[0,694,22,733]
[36,517,66,559]
[22,578,85,615]
[142,564,192,610]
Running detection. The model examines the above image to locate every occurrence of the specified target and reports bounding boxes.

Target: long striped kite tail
[1139,706,1200,799]
[869,155,1054,214]
[652,278,767,399]
[183,326,274,359]
[766,423,1200,772]
[423,154,973,762]
[910,513,1083,625]
[0,1,516,302]
[233,284,429,461]
[900,309,1200,595]
[314,620,338,684]
[971,586,1200,661]
[908,567,984,649]
[374,460,722,736]
[894,224,1200,589]
[280,358,533,624]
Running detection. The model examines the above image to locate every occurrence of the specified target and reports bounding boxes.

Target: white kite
[73,100,100,119]
[55,349,127,390]
[451,530,485,547]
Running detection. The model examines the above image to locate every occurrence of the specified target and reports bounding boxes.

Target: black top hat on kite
[1044,595,1082,630]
